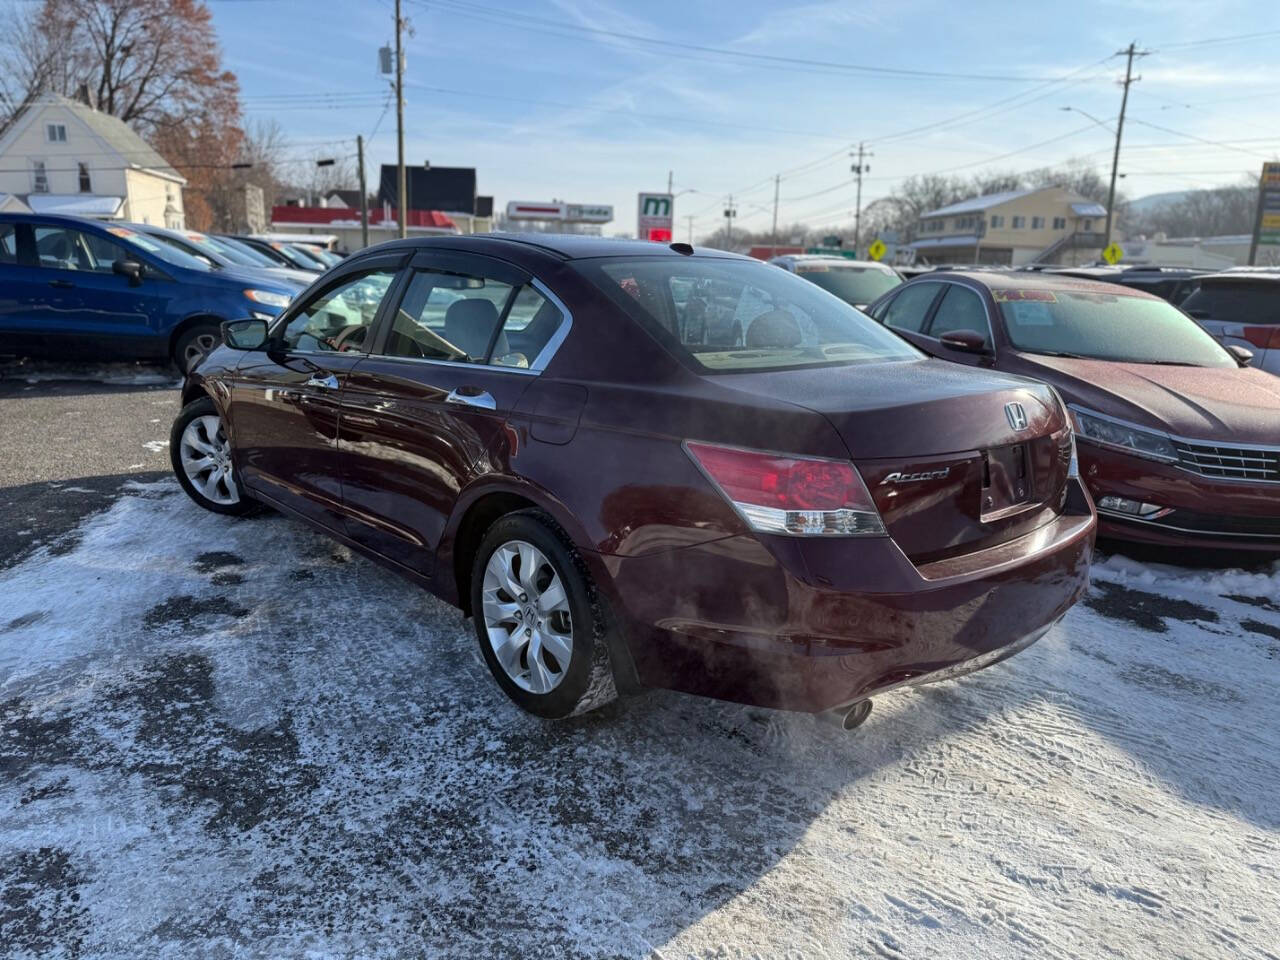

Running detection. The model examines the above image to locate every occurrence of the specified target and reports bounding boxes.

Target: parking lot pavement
[2,378,1279,959]
[0,364,177,569]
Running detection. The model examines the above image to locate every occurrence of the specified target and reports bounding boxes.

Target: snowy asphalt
[1,371,1279,959]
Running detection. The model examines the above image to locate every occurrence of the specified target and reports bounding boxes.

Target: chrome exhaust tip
[822,699,872,731]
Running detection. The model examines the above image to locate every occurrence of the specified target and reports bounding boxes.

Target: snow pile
[1,482,1277,958]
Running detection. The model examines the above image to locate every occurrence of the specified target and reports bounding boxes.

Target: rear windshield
[585,257,921,372]
[792,262,902,305]
[997,287,1234,367]
[1181,282,1277,324]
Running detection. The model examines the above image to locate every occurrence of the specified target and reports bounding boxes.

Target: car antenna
[669,242,694,256]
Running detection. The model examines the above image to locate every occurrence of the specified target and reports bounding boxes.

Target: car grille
[1173,439,1280,483]
[1148,510,1280,539]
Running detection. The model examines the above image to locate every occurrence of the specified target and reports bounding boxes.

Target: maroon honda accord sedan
[170,235,1094,725]
[866,270,1280,551]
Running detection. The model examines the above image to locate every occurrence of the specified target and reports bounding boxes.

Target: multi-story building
[909,186,1106,266]
[0,93,185,227]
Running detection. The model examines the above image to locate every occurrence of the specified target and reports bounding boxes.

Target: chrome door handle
[445,387,496,410]
[306,373,340,390]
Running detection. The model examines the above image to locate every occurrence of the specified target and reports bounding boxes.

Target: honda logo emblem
[1005,402,1029,431]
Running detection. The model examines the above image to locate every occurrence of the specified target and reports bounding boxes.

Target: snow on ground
[0,359,179,388]
[1,480,1277,959]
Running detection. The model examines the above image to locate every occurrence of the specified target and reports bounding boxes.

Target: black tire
[173,323,222,374]
[170,396,257,516]
[470,510,618,719]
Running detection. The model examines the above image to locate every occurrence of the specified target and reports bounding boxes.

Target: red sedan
[867,270,1280,551]
[170,236,1094,726]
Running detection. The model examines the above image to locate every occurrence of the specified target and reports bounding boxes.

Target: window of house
[31,160,49,193]
[990,215,1004,228]
[1082,219,1093,231]
[1031,216,1045,229]
[46,123,67,143]
[1011,216,1026,229]
[78,162,92,193]
[1052,217,1065,230]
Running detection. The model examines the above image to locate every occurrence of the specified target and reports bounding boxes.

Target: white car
[770,254,903,311]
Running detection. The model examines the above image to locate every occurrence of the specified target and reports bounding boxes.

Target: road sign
[1102,242,1124,265]
[506,201,613,224]
[638,193,674,242]
[1254,162,1280,252]
[867,238,887,261]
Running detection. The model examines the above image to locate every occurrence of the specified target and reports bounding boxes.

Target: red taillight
[686,441,884,537]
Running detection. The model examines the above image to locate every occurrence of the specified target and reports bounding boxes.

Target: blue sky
[211,0,1278,235]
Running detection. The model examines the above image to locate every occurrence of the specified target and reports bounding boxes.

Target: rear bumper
[1080,443,1280,551]
[597,481,1095,713]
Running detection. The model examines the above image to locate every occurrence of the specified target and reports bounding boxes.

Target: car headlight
[1068,405,1178,463]
[244,289,291,308]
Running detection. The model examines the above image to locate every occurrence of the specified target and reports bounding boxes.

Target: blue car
[0,213,304,372]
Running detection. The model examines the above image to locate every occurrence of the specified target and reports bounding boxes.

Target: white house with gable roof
[0,93,185,227]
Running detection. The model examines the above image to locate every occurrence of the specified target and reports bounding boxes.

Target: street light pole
[771,174,780,256]
[357,134,369,249]
[851,142,871,257]
[394,0,407,239]
[1104,43,1147,248]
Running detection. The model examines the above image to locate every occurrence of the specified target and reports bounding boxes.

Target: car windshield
[105,226,211,272]
[792,262,902,305]
[147,232,222,268]
[272,243,322,269]
[997,287,1234,367]
[588,257,922,372]
[217,236,281,268]
[186,232,266,268]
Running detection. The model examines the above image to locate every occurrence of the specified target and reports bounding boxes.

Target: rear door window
[0,223,16,264]
[383,269,516,363]
[882,282,943,333]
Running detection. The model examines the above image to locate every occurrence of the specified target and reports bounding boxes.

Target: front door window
[277,268,398,353]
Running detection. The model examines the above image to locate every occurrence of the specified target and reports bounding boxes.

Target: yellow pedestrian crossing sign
[867,238,887,261]
[1102,242,1124,265]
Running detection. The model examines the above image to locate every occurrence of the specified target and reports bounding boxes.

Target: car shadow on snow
[1,482,1277,957]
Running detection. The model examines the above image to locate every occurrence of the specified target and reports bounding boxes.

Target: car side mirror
[1227,344,1254,367]
[112,258,144,286]
[221,317,270,351]
[938,329,990,355]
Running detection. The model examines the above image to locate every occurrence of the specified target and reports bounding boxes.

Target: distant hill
[1126,190,1192,215]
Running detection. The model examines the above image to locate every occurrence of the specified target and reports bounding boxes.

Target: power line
[1152,28,1280,50]
[414,0,1101,83]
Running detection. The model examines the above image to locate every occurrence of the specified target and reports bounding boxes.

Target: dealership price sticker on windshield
[991,289,1058,303]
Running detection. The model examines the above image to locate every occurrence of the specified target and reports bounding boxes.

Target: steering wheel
[330,324,368,352]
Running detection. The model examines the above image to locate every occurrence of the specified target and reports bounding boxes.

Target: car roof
[774,254,894,268]
[1197,269,1280,283]
[927,269,1165,301]
[353,232,753,263]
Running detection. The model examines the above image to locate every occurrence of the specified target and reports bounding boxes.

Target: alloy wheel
[179,414,239,505]
[183,332,219,371]
[481,540,574,694]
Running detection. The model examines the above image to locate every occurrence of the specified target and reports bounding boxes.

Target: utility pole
[851,142,871,257]
[770,174,780,256]
[356,135,369,249]
[724,196,737,247]
[684,215,695,244]
[667,170,673,196]
[394,0,407,239]
[1105,42,1148,248]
